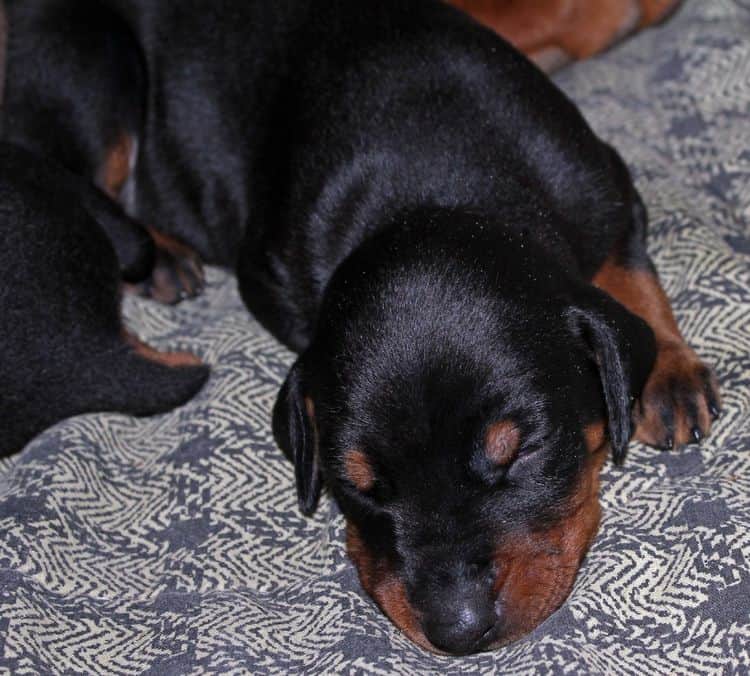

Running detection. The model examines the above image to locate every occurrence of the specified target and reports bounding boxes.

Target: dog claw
[125,229,205,305]
[634,343,720,452]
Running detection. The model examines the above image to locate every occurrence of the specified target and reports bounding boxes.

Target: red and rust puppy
[447,0,684,71]
[4,0,719,653]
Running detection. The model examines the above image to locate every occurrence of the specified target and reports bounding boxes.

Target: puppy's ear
[566,287,656,463]
[272,360,322,515]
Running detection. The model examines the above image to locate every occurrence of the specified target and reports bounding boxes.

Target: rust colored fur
[345,449,377,492]
[485,420,521,466]
[488,430,607,647]
[347,523,435,652]
[99,133,134,199]
[123,330,204,368]
[447,0,682,71]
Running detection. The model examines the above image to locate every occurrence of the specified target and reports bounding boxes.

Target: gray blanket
[1,1,748,672]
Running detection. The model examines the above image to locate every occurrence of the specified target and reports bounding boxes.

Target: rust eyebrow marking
[344,449,376,492]
[485,420,521,466]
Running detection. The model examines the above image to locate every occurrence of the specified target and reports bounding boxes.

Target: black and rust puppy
[4,0,720,654]
[0,143,208,457]
[2,0,204,303]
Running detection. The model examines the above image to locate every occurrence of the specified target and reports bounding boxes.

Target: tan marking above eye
[344,449,376,492]
[485,420,521,466]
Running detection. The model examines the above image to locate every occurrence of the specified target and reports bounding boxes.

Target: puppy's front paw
[633,342,720,450]
[125,228,205,304]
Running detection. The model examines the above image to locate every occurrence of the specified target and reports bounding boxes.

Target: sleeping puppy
[447,0,684,72]
[4,0,719,654]
[0,143,208,457]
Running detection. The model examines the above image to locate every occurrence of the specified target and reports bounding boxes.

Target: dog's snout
[422,597,497,655]
[417,564,498,655]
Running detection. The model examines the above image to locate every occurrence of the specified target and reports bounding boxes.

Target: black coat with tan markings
[3,0,719,654]
[0,144,208,457]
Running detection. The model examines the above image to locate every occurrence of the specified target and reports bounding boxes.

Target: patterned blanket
[1,1,748,672]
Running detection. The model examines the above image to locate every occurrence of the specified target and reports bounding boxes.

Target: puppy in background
[448,0,683,71]
[0,2,207,456]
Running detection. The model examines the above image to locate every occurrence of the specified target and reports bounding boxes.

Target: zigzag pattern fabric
[1,0,748,672]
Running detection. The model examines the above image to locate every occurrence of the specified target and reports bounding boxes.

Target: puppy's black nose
[422,601,497,655]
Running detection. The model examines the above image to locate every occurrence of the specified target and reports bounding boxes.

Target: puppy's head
[273,218,655,654]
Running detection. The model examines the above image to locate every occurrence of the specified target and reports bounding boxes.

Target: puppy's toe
[634,343,720,450]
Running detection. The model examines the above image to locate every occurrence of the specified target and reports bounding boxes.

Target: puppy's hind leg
[75,334,210,419]
[0,144,209,458]
[97,134,205,305]
[2,335,209,458]
[81,177,205,303]
[124,227,206,306]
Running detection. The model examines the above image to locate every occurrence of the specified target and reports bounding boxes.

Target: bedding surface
[1,0,749,672]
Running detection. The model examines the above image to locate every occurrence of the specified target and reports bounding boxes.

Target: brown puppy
[448,0,683,71]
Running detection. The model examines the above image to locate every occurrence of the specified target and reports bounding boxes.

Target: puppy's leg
[592,194,720,450]
[72,335,208,420]
[3,0,203,304]
[4,338,209,458]
[0,143,210,458]
[98,133,205,304]
[124,227,205,305]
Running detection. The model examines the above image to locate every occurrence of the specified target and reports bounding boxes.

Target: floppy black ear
[272,360,322,515]
[567,288,656,463]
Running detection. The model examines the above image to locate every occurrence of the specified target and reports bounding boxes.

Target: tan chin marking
[346,523,443,653]
[492,446,605,643]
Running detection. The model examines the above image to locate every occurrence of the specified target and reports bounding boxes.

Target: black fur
[3,0,145,183]
[3,0,152,276]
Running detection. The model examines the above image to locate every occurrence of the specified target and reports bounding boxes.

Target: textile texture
[1,0,749,672]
